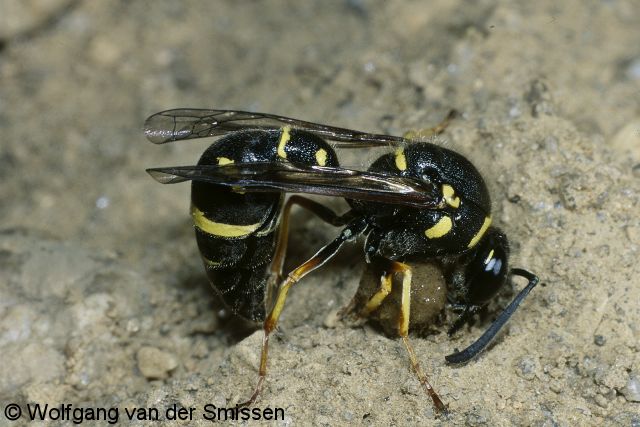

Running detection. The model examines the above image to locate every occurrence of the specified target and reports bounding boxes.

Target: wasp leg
[403,109,459,141]
[268,195,354,306]
[393,260,448,415]
[338,266,392,324]
[359,272,393,317]
[240,217,368,406]
[358,258,447,415]
[447,304,481,337]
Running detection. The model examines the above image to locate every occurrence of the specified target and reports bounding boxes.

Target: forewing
[144,109,406,147]
[146,162,441,208]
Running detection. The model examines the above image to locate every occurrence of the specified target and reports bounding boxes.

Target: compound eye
[464,231,509,305]
[484,251,504,276]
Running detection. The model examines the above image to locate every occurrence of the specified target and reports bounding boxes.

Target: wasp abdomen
[190,128,338,321]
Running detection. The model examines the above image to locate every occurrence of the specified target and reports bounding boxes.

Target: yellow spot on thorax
[395,148,407,171]
[425,216,453,239]
[277,126,291,159]
[191,205,261,238]
[468,216,492,248]
[315,148,328,166]
[442,184,460,208]
[216,157,234,165]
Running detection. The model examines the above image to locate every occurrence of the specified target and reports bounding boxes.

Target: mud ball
[354,259,447,337]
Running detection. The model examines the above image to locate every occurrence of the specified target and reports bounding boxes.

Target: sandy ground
[1,0,639,425]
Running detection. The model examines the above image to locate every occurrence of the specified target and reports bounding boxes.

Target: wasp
[144,109,539,414]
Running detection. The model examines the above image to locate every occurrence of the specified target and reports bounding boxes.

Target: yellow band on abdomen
[191,205,261,238]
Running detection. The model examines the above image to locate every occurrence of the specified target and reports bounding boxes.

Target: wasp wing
[146,162,441,208]
[144,109,406,147]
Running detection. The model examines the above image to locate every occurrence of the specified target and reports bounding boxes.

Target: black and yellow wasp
[145,109,539,414]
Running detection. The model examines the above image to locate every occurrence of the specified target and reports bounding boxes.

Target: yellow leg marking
[216,157,234,166]
[241,200,331,407]
[394,261,447,414]
[442,184,460,208]
[468,216,492,248]
[268,198,295,279]
[277,126,291,160]
[395,148,407,171]
[360,273,393,316]
[315,148,328,166]
[265,258,320,333]
[425,216,453,239]
[191,205,261,237]
[266,195,348,310]
[242,255,323,407]
[397,264,412,336]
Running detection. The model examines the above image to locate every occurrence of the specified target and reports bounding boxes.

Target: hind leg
[241,217,367,406]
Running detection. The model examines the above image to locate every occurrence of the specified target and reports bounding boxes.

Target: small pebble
[622,376,640,402]
[137,346,178,379]
[515,356,538,381]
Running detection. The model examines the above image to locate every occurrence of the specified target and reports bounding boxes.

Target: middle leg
[266,195,354,309]
[241,217,368,406]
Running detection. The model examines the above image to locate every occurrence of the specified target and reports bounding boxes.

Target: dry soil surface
[1,1,639,426]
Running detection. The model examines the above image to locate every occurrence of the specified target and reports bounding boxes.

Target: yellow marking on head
[277,126,291,159]
[468,216,492,248]
[216,157,234,166]
[395,148,407,171]
[484,249,495,265]
[315,148,328,166]
[191,205,261,238]
[442,184,460,208]
[425,216,453,239]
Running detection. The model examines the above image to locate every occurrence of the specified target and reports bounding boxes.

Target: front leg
[447,304,481,337]
[358,256,448,415]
